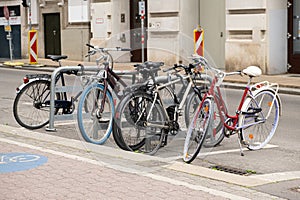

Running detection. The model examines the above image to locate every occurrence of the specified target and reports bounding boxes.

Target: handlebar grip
[86,43,94,48]
[163,67,174,73]
[121,48,131,51]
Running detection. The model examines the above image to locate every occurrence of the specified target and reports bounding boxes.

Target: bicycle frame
[203,72,279,133]
[145,74,196,129]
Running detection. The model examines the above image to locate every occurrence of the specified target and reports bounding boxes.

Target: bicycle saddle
[47,55,68,62]
[242,66,262,77]
[134,61,164,69]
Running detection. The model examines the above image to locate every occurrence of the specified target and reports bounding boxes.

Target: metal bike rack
[46,66,99,131]
[45,66,139,132]
[45,64,211,132]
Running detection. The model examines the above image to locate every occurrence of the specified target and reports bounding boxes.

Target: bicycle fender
[242,89,282,120]
[250,87,282,116]
[16,78,50,94]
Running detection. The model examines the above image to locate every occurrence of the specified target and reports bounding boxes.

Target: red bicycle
[183,56,282,163]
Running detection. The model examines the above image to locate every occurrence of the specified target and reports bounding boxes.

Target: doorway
[288,0,300,73]
[130,0,147,62]
[44,13,61,56]
[0,5,21,59]
[199,0,225,69]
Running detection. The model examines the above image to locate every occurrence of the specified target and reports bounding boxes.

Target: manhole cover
[210,165,257,176]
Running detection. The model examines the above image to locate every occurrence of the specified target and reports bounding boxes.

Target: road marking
[0,152,47,173]
[166,144,278,160]
[198,144,278,156]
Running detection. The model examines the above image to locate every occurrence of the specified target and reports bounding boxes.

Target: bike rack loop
[45,66,139,132]
[45,65,101,132]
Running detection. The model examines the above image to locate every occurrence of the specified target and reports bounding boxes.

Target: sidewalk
[1,58,300,95]
[0,124,286,200]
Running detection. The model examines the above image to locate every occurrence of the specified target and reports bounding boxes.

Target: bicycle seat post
[58,60,62,68]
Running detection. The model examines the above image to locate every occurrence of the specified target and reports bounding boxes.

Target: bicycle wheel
[77,83,114,145]
[113,91,165,155]
[13,79,59,129]
[239,90,280,150]
[183,98,213,163]
[185,89,225,147]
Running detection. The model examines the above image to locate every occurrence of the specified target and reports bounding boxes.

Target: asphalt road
[1,67,300,199]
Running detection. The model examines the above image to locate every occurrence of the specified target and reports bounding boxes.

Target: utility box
[91,2,112,39]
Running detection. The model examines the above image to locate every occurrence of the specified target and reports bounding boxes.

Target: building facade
[0,0,298,74]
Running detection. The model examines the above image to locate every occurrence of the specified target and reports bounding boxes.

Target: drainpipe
[198,0,200,26]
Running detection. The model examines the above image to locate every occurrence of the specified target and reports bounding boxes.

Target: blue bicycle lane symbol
[0,152,48,173]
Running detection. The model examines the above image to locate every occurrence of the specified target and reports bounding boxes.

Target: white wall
[147,0,198,65]
[225,0,287,74]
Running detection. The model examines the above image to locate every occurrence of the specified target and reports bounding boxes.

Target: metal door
[288,0,300,73]
[199,0,225,69]
[44,13,61,56]
[130,0,147,62]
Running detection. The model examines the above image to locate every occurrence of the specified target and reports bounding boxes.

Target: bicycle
[183,56,282,163]
[13,44,127,130]
[77,44,135,145]
[77,44,182,145]
[112,61,212,155]
[13,55,83,129]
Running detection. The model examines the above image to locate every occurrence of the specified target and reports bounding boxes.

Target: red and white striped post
[29,30,38,64]
[194,26,204,56]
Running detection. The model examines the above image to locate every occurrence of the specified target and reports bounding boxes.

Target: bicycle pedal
[54,100,72,108]
[98,119,110,123]
[224,130,233,138]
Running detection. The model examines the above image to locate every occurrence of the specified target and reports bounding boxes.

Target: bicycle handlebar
[86,44,131,52]
[191,55,243,78]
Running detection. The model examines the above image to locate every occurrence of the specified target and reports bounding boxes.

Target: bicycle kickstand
[237,131,245,156]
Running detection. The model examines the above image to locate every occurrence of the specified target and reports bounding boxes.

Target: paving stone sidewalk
[0,125,285,200]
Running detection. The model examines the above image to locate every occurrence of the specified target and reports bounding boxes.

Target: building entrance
[0,5,21,59]
[288,0,300,73]
[130,0,147,62]
[44,13,61,57]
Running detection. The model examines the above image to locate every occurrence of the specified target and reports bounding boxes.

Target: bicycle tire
[113,90,165,155]
[185,88,225,147]
[183,98,213,163]
[113,85,175,151]
[77,83,114,145]
[13,79,60,129]
[239,89,280,150]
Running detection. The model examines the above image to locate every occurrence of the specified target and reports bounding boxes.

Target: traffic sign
[3,6,9,20]
[29,30,38,64]
[194,27,204,56]
[139,1,145,16]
